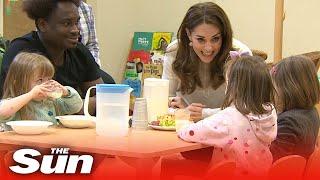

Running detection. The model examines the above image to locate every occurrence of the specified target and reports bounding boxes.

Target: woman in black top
[0,0,103,114]
[270,55,320,161]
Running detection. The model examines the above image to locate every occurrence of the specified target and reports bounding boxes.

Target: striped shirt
[78,1,100,66]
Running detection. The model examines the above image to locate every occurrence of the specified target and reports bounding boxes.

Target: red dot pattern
[227,140,233,145]
[189,130,194,136]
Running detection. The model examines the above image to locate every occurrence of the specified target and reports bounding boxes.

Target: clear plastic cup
[175,109,193,132]
[47,87,63,99]
[132,98,148,130]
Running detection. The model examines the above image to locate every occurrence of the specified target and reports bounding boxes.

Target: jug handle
[84,86,96,117]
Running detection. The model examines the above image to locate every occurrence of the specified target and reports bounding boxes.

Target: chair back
[204,161,236,179]
[252,49,268,60]
[304,148,320,180]
[299,51,320,70]
[268,155,306,180]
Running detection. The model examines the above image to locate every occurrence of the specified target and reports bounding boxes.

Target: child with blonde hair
[0,52,82,127]
[270,55,320,161]
[176,56,277,177]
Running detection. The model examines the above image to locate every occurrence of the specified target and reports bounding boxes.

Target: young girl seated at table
[0,52,82,128]
[176,56,277,177]
[270,55,320,161]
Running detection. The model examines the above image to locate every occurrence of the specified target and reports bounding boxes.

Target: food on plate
[150,114,175,127]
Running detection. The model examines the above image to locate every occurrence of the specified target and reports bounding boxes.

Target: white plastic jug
[143,78,169,123]
[84,84,133,137]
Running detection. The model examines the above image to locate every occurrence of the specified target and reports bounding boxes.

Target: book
[132,32,153,51]
[124,62,138,79]
[127,50,150,64]
[125,32,173,100]
[151,32,173,51]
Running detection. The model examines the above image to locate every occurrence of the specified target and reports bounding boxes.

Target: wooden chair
[304,148,320,180]
[299,51,320,71]
[268,155,306,180]
[204,161,236,179]
[252,49,268,60]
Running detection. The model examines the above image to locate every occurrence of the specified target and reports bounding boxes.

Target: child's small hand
[186,103,206,122]
[29,83,52,100]
[47,80,68,96]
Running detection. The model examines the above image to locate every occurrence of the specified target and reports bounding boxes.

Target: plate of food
[149,114,176,131]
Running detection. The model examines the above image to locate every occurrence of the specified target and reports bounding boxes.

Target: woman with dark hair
[0,0,104,114]
[163,2,252,121]
[161,1,252,164]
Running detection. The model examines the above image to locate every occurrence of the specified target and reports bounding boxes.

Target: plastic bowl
[6,121,53,135]
[55,115,96,129]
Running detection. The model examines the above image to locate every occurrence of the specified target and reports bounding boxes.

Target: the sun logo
[9,148,93,174]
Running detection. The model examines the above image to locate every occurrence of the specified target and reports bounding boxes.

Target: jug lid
[96,84,131,93]
[144,78,169,86]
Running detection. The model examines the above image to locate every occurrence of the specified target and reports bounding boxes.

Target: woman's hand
[186,103,206,122]
[169,96,187,109]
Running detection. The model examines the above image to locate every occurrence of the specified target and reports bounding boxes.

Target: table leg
[118,156,160,180]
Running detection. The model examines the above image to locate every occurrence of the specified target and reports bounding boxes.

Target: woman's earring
[189,41,193,47]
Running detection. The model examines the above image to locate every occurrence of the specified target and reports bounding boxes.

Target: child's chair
[204,161,236,179]
[251,49,268,60]
[304,148,320,180]
[299,51,320,70]
[268,155,306,180]
[173,161,236,180]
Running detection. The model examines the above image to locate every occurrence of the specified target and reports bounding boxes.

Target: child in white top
[178,55,277,176]
[0,52,82,129]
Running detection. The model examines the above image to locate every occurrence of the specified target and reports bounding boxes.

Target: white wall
[283,0,320,57]
[0,0,3,35]
[86,0,320,82]
[218,0,275,62]
[90,0,201,83]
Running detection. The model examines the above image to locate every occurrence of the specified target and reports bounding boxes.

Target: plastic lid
[144,78,169,86]
[96,84,131,93]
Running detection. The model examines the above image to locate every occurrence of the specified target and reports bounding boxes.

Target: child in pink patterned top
[178,55,277,177]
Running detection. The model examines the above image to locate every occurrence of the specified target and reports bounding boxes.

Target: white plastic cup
[174,109,192,132]
[175,120,193,132]
[132,98,148,130]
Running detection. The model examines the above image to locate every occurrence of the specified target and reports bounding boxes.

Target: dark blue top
[270,107,320,161]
